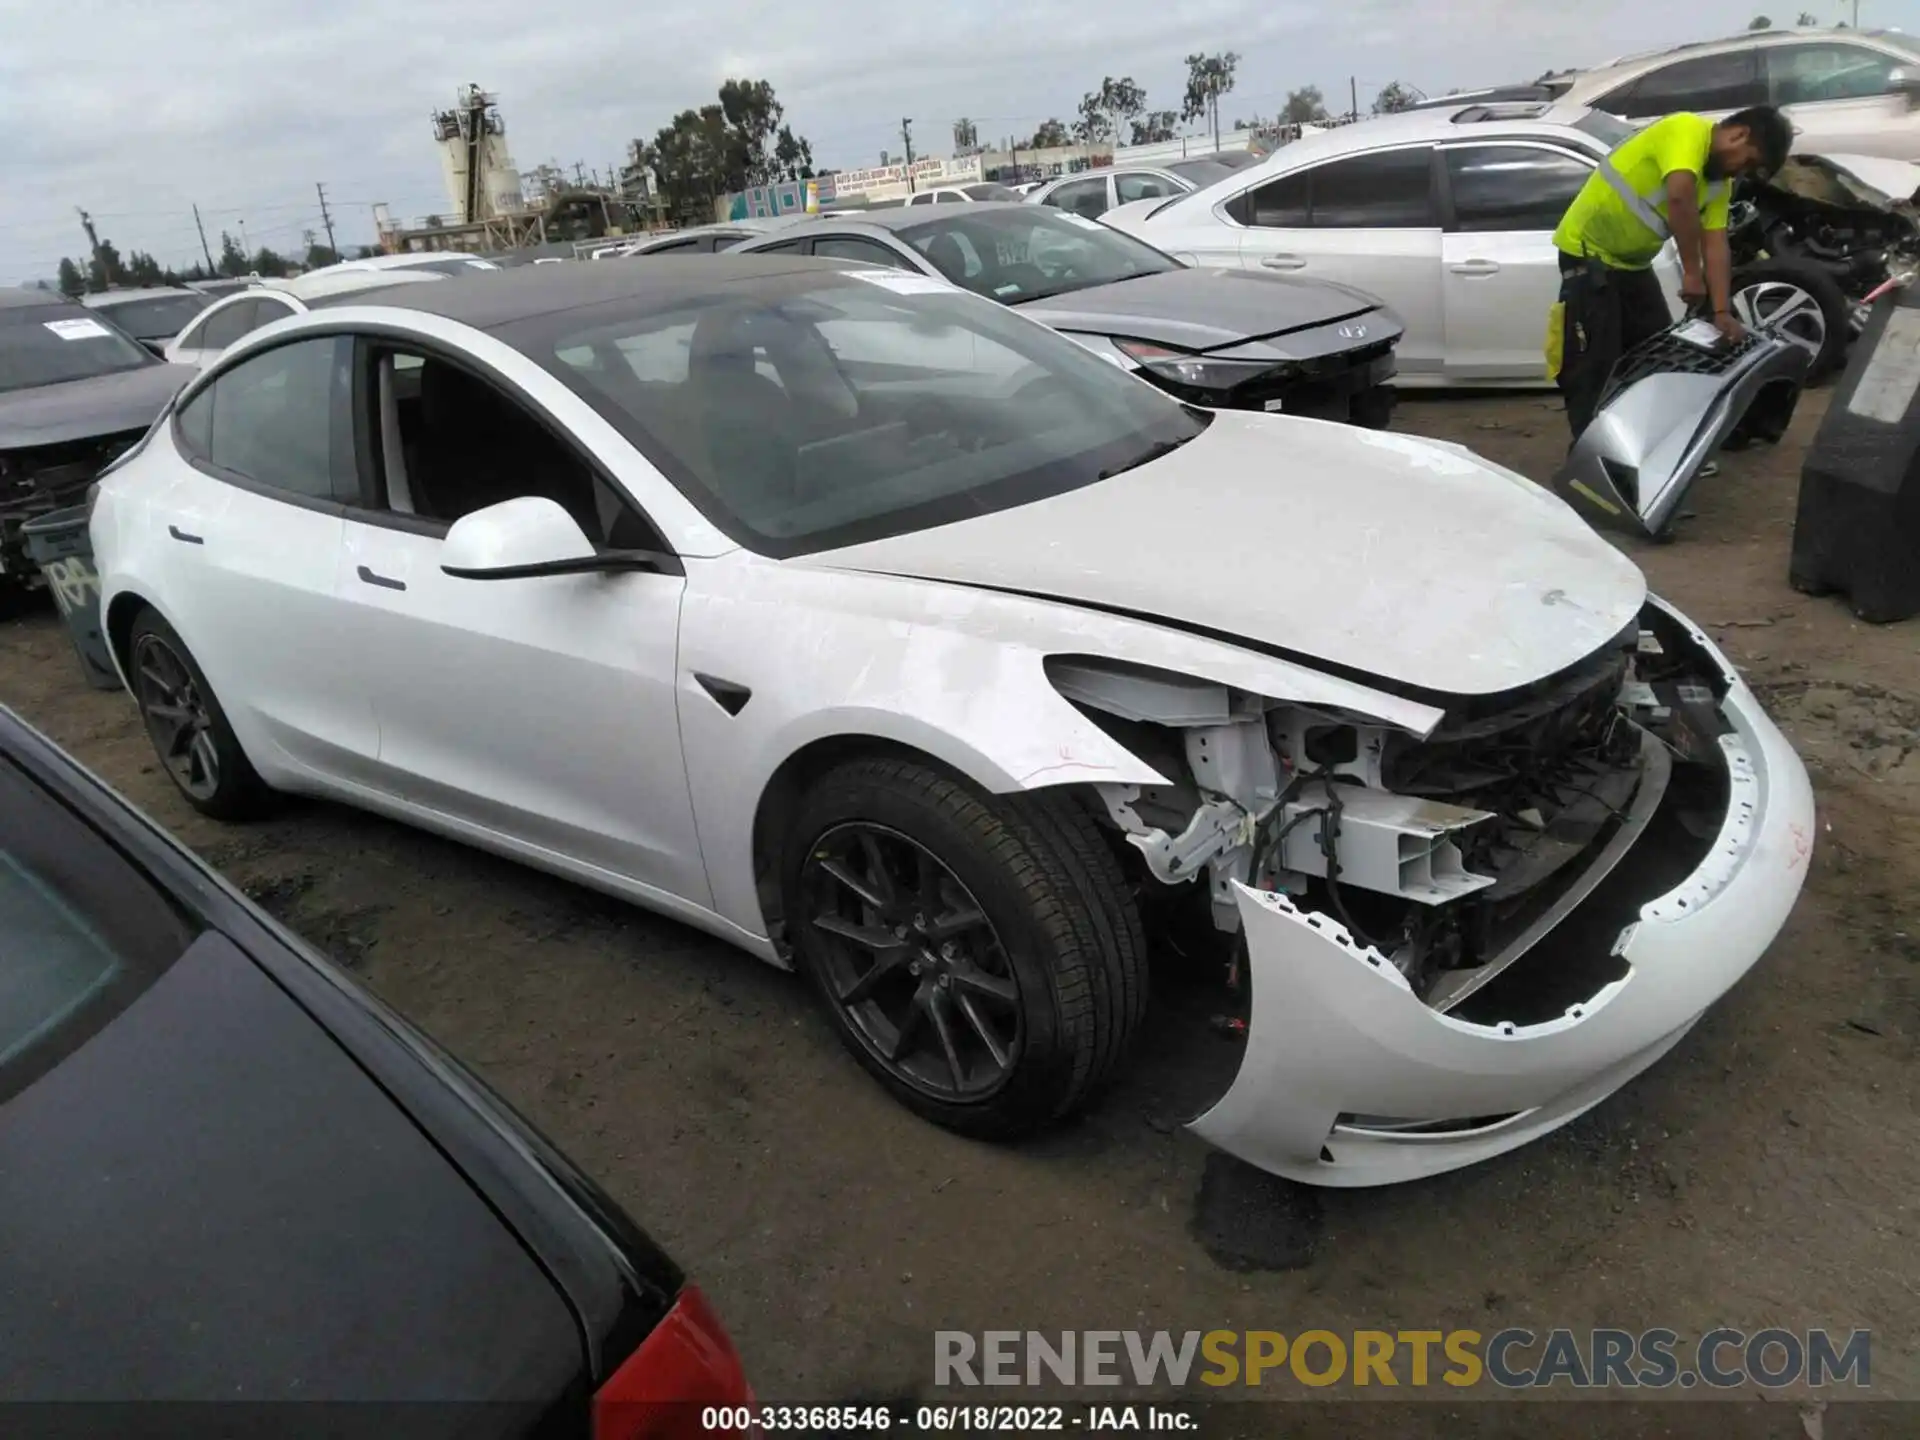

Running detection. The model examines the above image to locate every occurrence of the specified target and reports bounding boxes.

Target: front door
[334,346,709,908]
[1765,40,1920,160]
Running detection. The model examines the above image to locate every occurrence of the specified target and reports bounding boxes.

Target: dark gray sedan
[730,203,1403,426]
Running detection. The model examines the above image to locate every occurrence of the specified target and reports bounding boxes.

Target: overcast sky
[0,0,1908,283]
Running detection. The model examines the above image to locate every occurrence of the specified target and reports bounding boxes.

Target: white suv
[1549,28,1920,160]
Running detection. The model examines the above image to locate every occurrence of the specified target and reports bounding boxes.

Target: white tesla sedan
[89,259,1813,1186]
[1100,103,1687,387]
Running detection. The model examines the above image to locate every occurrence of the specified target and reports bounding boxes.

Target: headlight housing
[1113,339,1293,393]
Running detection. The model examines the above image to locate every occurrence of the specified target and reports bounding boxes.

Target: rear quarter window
[0,756,195,1107]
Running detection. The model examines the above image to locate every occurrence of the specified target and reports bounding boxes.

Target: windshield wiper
[1098,434,1192,481]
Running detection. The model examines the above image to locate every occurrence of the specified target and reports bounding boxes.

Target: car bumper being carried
[1187,602,1816,1186]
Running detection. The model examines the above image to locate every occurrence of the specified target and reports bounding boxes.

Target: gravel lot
[2,388,1913,1436]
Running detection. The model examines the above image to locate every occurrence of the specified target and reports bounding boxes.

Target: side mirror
[440,496,673,580]
[1890,67,1920,101]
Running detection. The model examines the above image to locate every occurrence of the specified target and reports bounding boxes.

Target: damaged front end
[1066,598,1814,1186]
[1552,325,1810,540]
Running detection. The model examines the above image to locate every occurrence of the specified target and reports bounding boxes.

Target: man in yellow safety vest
[1551,106,1794,439]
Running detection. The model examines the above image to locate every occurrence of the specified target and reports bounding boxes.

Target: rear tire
[127,609,275,820]
[782,757,1148,1139]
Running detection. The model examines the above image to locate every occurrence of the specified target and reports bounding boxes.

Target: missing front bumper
[1187,608,1815,1187]
[1553,328,1810,540]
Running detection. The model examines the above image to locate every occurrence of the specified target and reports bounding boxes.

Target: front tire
[782,757,1148,1139]
[127,609,274,820]
[1730,260,1850,380]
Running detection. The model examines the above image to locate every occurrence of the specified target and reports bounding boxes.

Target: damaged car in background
[91,258,1814,1187]
[0,289,192,604]
[1728,151,1920,375]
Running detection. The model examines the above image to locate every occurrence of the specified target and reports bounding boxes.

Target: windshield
[400,257,499,276]
[1572,109,1636,150]
[525,272,1207,557]
[89,294,209,341]
[897,207,1181,305]
[0,305,156,393]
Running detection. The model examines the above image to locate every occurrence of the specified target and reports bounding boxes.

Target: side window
[250,297,296,332]
[378,350,661,551]
[196,299,260,350]
[182,337,350,501]
[753,240,802,254]
[1767,44,1901,106]
[647,238,701,254]
[935,191,965,204]
[811,236,916,271]
[907,192,935,206]
[1599,51,1765,118]
[1115,172,1180,204]
[1047,177,1109,219]
[1307,149,1437,227]
[1236,170,1309,227]
[1445,146,1594,233]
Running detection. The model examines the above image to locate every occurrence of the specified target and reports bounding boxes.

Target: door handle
[1259,255,1307,270]
[1449,260,1501,276]
[167,525,203,545]
[357,565,406,592]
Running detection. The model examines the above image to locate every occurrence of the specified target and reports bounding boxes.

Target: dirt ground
[2,388,1914,1436]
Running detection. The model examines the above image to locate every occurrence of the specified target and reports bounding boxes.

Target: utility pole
[315,182,338,256]
[902,118,916,193]
[239,219,251,256]
[192,203,216,274]
[574,160,587,187]
[1350,76,1359,124]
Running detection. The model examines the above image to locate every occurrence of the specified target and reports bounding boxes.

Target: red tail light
[593,1285,755,1440]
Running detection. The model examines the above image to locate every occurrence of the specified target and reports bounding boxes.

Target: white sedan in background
[162,269,444,370]
[91,258,1811,1186]
[1100,103,1684,386]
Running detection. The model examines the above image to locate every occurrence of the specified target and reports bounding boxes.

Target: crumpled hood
[1014,267,1384,354]
[805,410,1647,697]
[0,363,192,450]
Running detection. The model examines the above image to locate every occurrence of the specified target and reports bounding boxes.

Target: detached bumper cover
[1188,610,1815,1187]
[1553,328,1809,539]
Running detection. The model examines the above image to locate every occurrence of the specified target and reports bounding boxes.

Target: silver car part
[1553,324,1810,540]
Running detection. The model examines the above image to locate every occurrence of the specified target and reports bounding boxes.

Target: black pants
[1556,253,1672,440]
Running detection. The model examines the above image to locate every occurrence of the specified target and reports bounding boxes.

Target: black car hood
[0,931,581,1406]
[0,362,193,451]
[1015,266,1385,354]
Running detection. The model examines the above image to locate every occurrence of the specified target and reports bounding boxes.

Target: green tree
[1181,52,1241,150]
[638,77,815,223]
[1131,109,1179,144]
[252,247,290,278]
[305,241,341,269]
[217,230,249,277]
[1796,10,1818,22]
[56,257,86,298]
[1372,80,1420,114]
[1283,85,1330,125]
[1749,14,1772,28]
[85,240,123,293]
[1026,118,1071,149]
[1074,76,1147,146]
[952,117,980,153]
[124,250,165,286]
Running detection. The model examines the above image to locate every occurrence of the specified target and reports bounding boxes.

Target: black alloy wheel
[132,632,222,802]
[801,822,1022,1100]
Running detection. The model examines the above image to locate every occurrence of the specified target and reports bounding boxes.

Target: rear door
[1232,147,1446,380]
[1763,40,1920,159]
[1438,142,1600,382]
[1043,176,1112,220]
[161,335,377,780]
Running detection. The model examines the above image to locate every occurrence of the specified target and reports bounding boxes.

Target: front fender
[677,553,1442,940]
